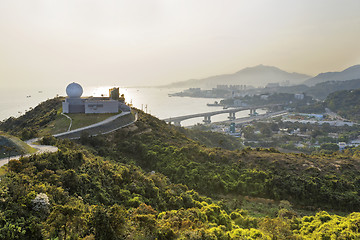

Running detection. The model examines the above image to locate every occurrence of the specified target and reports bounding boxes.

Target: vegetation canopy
[1,98,360,239]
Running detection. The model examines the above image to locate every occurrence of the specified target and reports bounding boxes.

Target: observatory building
[62,82,130,114]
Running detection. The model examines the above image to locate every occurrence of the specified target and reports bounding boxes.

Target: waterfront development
[0,87,256,126]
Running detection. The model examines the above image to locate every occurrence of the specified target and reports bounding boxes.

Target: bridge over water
[162,104,280,126]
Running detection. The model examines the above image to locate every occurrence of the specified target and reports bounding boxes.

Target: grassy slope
[179,127,243,151]
[0,98,63,139]
[39,112,118,135]
[0,132,36,158]
[0,97,120,138]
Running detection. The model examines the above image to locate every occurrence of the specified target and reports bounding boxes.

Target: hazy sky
[1,0,360,89]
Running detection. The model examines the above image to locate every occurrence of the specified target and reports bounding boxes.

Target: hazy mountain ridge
[304,64,360,86]
[166,64,360,89]
[166,65,311,88]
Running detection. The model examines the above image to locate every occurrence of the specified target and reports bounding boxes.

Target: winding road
[0,110,137,166]
[0,138,59,167]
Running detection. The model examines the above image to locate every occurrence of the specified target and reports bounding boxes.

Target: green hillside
[0,132,36,159]
[295,88,360,122]
[0,98,62,140]
[1,98,360,239]
[81,111,360,213]
[0,97,119,139]
[325,88,360,122]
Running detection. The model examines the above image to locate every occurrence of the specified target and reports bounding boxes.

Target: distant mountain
[305,79,360,100]
[166,65,311,88]
[304,65,360,86]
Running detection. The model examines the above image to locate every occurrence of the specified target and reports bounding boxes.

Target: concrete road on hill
[25,138,59,153]
[0,111,136,167]
[53,112,129,138]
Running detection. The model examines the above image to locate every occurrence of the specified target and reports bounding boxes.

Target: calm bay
[0,86,258,126]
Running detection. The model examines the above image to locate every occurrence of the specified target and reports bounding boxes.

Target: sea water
[0,86,260,126]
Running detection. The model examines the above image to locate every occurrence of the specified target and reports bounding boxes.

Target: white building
[62,83,130,114]
[294,93,304,100]
[260,94,269,100]
[338,142,347,150]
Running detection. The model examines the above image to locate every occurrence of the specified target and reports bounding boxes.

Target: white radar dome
[66,82,83,98]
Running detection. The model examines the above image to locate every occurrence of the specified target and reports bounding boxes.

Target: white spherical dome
[66,82,83,98]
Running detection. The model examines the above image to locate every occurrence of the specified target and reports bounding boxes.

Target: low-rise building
[62,82,131,114]
[294,93,304,100]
